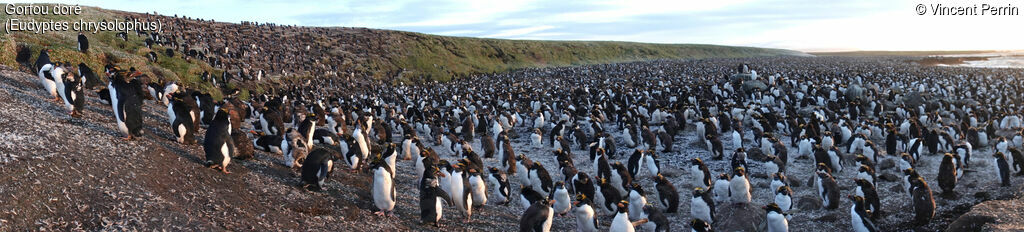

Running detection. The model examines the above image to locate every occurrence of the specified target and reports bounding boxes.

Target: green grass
[381,32,805,82]
[1,4,804,89]
[810,50,997,57]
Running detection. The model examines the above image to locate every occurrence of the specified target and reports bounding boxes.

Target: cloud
[17,0,1024,51]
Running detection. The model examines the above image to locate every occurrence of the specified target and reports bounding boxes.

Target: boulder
[879,158,896,170]
[797,196,822,210]
[845,84,865,101]
[904,91,925,108]
[713,203,765,232]
[742,80,768,92]
[879,173,900,182]
[946,198,1024,232]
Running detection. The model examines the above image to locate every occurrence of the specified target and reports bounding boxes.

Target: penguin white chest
[691,196,712,223]
[609,212,634,232]
[373,167,395,211]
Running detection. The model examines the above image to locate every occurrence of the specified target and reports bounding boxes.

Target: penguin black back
[203,109,235,173]
[301,148,334,191]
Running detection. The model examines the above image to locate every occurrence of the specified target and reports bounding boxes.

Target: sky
[14,0,1024,52]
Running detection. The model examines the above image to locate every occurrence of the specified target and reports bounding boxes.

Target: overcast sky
[20,0,1024,52]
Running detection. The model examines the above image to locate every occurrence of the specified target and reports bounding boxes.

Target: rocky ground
[2,63,1024,231]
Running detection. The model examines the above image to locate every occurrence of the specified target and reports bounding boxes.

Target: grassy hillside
[810,50,996,57]
[379,32,805,82]
[1,5,805,93]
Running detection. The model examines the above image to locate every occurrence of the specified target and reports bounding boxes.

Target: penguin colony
[18,31,1024,231]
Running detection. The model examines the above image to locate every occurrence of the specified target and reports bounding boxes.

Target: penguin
[731,148,748,171]
[353,125,371,162]
[770,172,789,196]
[690,219,712,232]
[312,128,338,146]
[1009,147,1024,175]
[774,185,793,213]
[763,203,789,232]
[910,176,935,225]
[817,171,839,209]
[419,164,452,227]
[706,134,725,160]
[610,162,632,196]
[626,183,647,221]
[38,63,59,101]
[108,71,146,139]
[596,178,623,215]
[627,149,645,178]
[641,205,671,232]
[300,149,333,191]
[609,201,647,232]
[487,167,511,205]
[994,152,1012,187]
[77,63,98,89]
[297,116,316,150]
[854,154,876,173]
[383,143,399,178]
[848,195,879,232]
[371,156,396,217]
[551,181,571,216]
[520,185,546,209]
[572,194,600,232]
[937,153,958,196]
[194,92,215,125]
[654,173,679,213]
[954,143,972,169]
[899,153,916,172]
[712,173,731,204]
[467,165,488,207]
[729,167,751,204]
[203,109,234,173]
[57,66,85,117]
[77,33,89,53]
[517,154,534,186]
[341,134,361,172]
[529,162,554,196]
[518,198,555,232]
[571,172,596,202]
[732,130,742,150]
[856,165,877,188]
[450,162,473,221]
[169,94,197,144]
[690,158,712,189]
[644,151,661,176]
[854,178,881,219]
[691,187,715,224]
[531,128,543,147]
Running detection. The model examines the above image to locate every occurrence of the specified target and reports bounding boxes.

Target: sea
[941,52,1024,69]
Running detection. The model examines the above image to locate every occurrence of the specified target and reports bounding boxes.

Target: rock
[879,173,900,182]
[946,214,996,232]
[797,196,821,210]
[974,191,991,201]
[946,198,1024,232]
[815,213,840,222]
[845,85,865,101]
[789,178,802,188]
[879,158,896,170]
[741,80,768,92]
[713,203,764,232]
[755,182,769,189]
[889,184,904,193]
[904,91,925,108]
[231,131,255,160]
[730,73,753,82]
